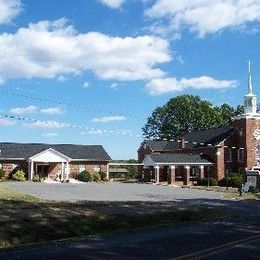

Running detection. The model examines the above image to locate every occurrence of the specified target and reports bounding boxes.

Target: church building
[138,62,260,185]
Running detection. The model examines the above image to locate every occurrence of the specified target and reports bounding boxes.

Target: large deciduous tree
[142,95,244,139]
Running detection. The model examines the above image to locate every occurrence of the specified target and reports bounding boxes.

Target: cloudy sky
[0,0,259,159]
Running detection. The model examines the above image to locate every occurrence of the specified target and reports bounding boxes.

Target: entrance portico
[143,154,213,185]
[28,148,71,181]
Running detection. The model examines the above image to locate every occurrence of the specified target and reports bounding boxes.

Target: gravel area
[6,182,224,202]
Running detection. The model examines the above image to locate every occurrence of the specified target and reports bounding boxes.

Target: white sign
[247,175,257,187]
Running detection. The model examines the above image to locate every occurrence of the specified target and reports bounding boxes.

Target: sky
[0,0,259,159]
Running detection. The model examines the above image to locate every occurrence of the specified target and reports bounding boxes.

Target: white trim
[155,162,213,165]
[29,148,71,162]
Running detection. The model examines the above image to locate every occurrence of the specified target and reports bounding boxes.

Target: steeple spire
[248,60,253,94]
[244,59,257,115]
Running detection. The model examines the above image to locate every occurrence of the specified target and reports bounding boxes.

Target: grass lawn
[0,183,226,249]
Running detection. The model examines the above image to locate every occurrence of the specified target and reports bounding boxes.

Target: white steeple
[248,60,253,94]
[244,60,257,115]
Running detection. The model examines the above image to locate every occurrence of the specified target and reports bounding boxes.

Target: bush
[32,174,41,182]
[248,186,260,194]
[77,170,92,182]
[219,173,243,188]
[0,169,5,179]
[92,172,101,182]
[99,171,107,181]
[197,178,218,186]
[12,170,26,182]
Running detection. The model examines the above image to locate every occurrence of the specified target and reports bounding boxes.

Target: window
[226,148,232,162]
[238,149,245,162]
[79,164,85,173]
[256,146,260,160]
[0,163,2,170]
[93,165,101,172]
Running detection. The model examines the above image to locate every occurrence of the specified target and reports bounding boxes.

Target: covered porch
[28,148,71,181]
[143,153,213,185]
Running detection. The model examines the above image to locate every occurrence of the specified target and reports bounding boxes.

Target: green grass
[0,183,225,249]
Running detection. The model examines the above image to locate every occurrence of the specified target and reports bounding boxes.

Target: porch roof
[144,153,213,166]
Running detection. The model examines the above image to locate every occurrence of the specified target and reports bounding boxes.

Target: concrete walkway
[6,182,224,202]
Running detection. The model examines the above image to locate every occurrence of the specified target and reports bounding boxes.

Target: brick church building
[138,62,260,185]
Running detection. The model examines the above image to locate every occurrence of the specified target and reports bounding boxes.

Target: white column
[66,161,70,180]
[106,164,109,181]
[155,165,160,183]
[30,160,34,181]
[61,162,64,181]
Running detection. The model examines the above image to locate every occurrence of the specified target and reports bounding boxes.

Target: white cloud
[0,118,16,126]
[9,105,37,115]
[80,128,133,136]
[98,0,125,9]
[42,132,58,137]
[145,0,260,37]
[83,81,90,88]
[0,0,22,25]
[145,76,238,95]
[92,116,127,123]
[24,120,69,129]
[40,107,63,115]
[0,19,170,84]
[81,129,107,135]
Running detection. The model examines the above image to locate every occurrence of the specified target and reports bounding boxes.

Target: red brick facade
[0,160,108,180]
[138,116,260,185]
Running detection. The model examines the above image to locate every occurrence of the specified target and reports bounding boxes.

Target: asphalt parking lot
[6,182,223,202]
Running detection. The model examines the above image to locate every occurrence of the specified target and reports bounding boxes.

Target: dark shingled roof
[0,142,111,161]
[144,140,179,151]
[183,126,234,148]
[150,153,212,164]
[144,126,234,151]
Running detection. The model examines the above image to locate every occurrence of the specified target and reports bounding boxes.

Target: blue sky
[0,0,259,159]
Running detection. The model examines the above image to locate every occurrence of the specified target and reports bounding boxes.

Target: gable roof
[148,153,212,165]
[0,142,111,161]
[143,126,234,151]
[144,140,179,151]
[183,126,234,148]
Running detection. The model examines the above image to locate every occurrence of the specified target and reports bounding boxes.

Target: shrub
[0,169,5,179]
[12,170,26,182]
[248,186,260,194]
[99,171,107,181]
[77,170,92,182]
[32,174,41,182]
[197,178,218,186]
[92,171,101,182]
[219,173,243,188]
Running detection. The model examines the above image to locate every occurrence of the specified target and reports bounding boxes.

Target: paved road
[6,182,224,201]
[0,200,259,259]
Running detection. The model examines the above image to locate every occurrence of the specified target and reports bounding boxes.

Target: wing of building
[0,143,111,180]
[138,62,260,186]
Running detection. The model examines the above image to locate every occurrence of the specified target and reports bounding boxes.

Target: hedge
[197,178,218,186]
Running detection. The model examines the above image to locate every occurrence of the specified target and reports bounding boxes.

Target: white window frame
[255,146,260,160]
[79,164,85,173]
[93,165,101,172]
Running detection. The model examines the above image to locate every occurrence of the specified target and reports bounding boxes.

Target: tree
[143,95,244,139]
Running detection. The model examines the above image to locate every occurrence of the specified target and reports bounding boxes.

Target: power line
[0,113,142,138]
[0,89,142,120]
